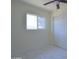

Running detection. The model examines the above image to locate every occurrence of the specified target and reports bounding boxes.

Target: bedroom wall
[11,0,51,57]
[51,5,67,49]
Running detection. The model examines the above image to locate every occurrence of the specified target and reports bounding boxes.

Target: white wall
[11,0,51,57]
[51,6,67,49]
[54,11,67,49]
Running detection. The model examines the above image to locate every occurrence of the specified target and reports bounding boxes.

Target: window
[26,14,46,30]
[27,14,37,30]
[37,17,46,29]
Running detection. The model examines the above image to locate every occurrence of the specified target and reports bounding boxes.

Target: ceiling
[18,0,67,11]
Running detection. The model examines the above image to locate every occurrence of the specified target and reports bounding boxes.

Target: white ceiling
[18,0,67,11]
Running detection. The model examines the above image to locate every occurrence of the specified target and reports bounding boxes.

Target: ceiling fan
[43,0,67,9]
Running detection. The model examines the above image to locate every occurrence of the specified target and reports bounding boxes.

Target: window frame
[26,13,46,30]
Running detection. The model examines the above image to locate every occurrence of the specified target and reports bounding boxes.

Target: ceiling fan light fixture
[56,1,60,9]
[56,4,60,9]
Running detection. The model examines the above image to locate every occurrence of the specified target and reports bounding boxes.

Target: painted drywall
[54,11,67,49]
[11,0,52,57]
[51,6,67,49]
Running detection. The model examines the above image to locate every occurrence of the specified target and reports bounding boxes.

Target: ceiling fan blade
[43,0,55,5]
[60,0,67,3]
